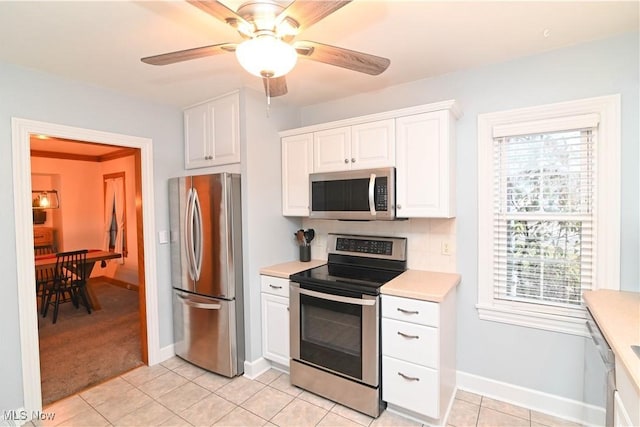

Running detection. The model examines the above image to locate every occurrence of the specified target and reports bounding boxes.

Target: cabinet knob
[351,158,356,163]
[344,159,349,164]
[397,204,402,210]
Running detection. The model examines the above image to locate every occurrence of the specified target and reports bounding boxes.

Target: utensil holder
[299,245,311,262]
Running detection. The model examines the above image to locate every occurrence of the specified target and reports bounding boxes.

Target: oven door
[290,281,379,387]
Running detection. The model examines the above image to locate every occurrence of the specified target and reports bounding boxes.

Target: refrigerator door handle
[176,294,222,310]
[185,188,197,281]
[192,188,204,282]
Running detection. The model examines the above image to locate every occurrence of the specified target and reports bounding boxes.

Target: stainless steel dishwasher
[585,308,615,427]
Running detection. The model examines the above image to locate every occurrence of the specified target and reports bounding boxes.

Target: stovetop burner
[290,234,407,295]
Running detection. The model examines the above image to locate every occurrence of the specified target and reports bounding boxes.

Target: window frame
[477,95,620,336]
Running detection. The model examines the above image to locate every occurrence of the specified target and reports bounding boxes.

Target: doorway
[31,139,145,404]
[11,118,160,414]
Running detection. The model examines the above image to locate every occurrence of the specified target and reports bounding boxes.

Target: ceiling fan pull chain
[264,74,271,117]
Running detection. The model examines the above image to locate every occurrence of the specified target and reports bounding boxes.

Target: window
[477,95,620,335]
[103,172,127,258]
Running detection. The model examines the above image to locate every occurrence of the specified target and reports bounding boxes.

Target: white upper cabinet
[313,119,395,172]
[352,120,396,169]
[396,110,456,218]
[282,133,314,216]
[184,91,240,169]
[280,100,459,218]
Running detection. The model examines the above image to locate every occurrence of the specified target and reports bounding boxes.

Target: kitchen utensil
[304,229,315,245]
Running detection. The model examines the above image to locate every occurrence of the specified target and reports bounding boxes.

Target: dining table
[35,249,122,310]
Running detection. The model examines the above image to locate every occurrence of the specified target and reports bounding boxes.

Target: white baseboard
[156,344,176,365]
[243,357,272,380]
[456,370,605,426]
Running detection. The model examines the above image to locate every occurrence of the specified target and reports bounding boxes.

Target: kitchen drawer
[260,275,289,298]
[382,318,438,368]
[382,294,439,327]
[382,355,439,418]
[33,227,53,246]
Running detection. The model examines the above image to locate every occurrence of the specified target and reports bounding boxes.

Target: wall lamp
[32,190,60,209]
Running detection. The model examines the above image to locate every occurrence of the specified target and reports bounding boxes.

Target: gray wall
[299,32,639,401]
[0,62,301,411]
[0,61,184,409]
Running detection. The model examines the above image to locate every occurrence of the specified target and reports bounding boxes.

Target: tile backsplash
[300,218,457,273]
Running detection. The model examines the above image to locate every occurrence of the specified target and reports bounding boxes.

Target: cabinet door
[313,127,351,172]
[396,111,455,218]
[209,92,240,166]
[282,133,313,216]
[184,102,210,169]
[351,119,395,169]
[184,92,240,169]
[261,293,290,367]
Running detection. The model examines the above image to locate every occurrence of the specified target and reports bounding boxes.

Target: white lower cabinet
[381,292,456,425]
[614,361,639,427]
[614,390,633,427]
[260,275,290,368]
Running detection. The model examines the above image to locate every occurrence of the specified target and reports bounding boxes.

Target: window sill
[476,304,588,337]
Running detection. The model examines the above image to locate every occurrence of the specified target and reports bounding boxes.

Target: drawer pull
[397,331,419,339]
[269,285,283,289]
[397,372,420,382]
[397,308,419,315]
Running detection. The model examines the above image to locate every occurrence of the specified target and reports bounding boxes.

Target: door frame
[11,118,160,413]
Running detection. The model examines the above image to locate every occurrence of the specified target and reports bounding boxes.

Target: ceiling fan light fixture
[236,34,297,78]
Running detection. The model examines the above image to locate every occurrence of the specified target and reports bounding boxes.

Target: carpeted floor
[38,280,143,405]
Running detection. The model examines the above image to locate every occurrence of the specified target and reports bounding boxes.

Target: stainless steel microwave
[309,167,396,220]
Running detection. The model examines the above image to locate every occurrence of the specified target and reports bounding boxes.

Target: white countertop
[259,260,326,279]
[260,260,461,303]
[381,270,461,302]
[583,289,640,393]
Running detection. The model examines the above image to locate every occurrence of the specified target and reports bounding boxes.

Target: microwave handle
[368,173,377,216]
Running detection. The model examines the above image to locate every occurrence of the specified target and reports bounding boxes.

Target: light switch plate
[158,230,169,244]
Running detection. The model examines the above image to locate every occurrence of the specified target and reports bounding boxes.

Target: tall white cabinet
[396,110,456,218]
[184,91,240,169]
[280,100,459,218]
[281,133,314,216]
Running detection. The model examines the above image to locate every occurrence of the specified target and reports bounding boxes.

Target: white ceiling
[0,1,637,110]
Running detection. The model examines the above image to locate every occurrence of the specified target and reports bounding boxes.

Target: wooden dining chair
[35,245,56,312]
[42,249,91,324]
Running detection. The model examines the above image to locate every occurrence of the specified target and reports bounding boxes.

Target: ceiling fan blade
[187,0,252,35]
[263,76,288,97]
[277,1,351,32]
[141,43,236,66]
[294,41,390,76]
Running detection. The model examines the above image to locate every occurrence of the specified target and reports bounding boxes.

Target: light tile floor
[30,357,582,427]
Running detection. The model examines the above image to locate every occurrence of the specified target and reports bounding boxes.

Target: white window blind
[477,95,620,335]
[492,127,596,316]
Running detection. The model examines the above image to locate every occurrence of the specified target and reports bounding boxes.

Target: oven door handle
[299,288,376,306]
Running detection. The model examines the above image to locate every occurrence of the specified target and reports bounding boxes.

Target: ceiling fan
[141,1,391,98]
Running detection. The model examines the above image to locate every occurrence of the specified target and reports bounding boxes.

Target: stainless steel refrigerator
[169,173,244,377]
